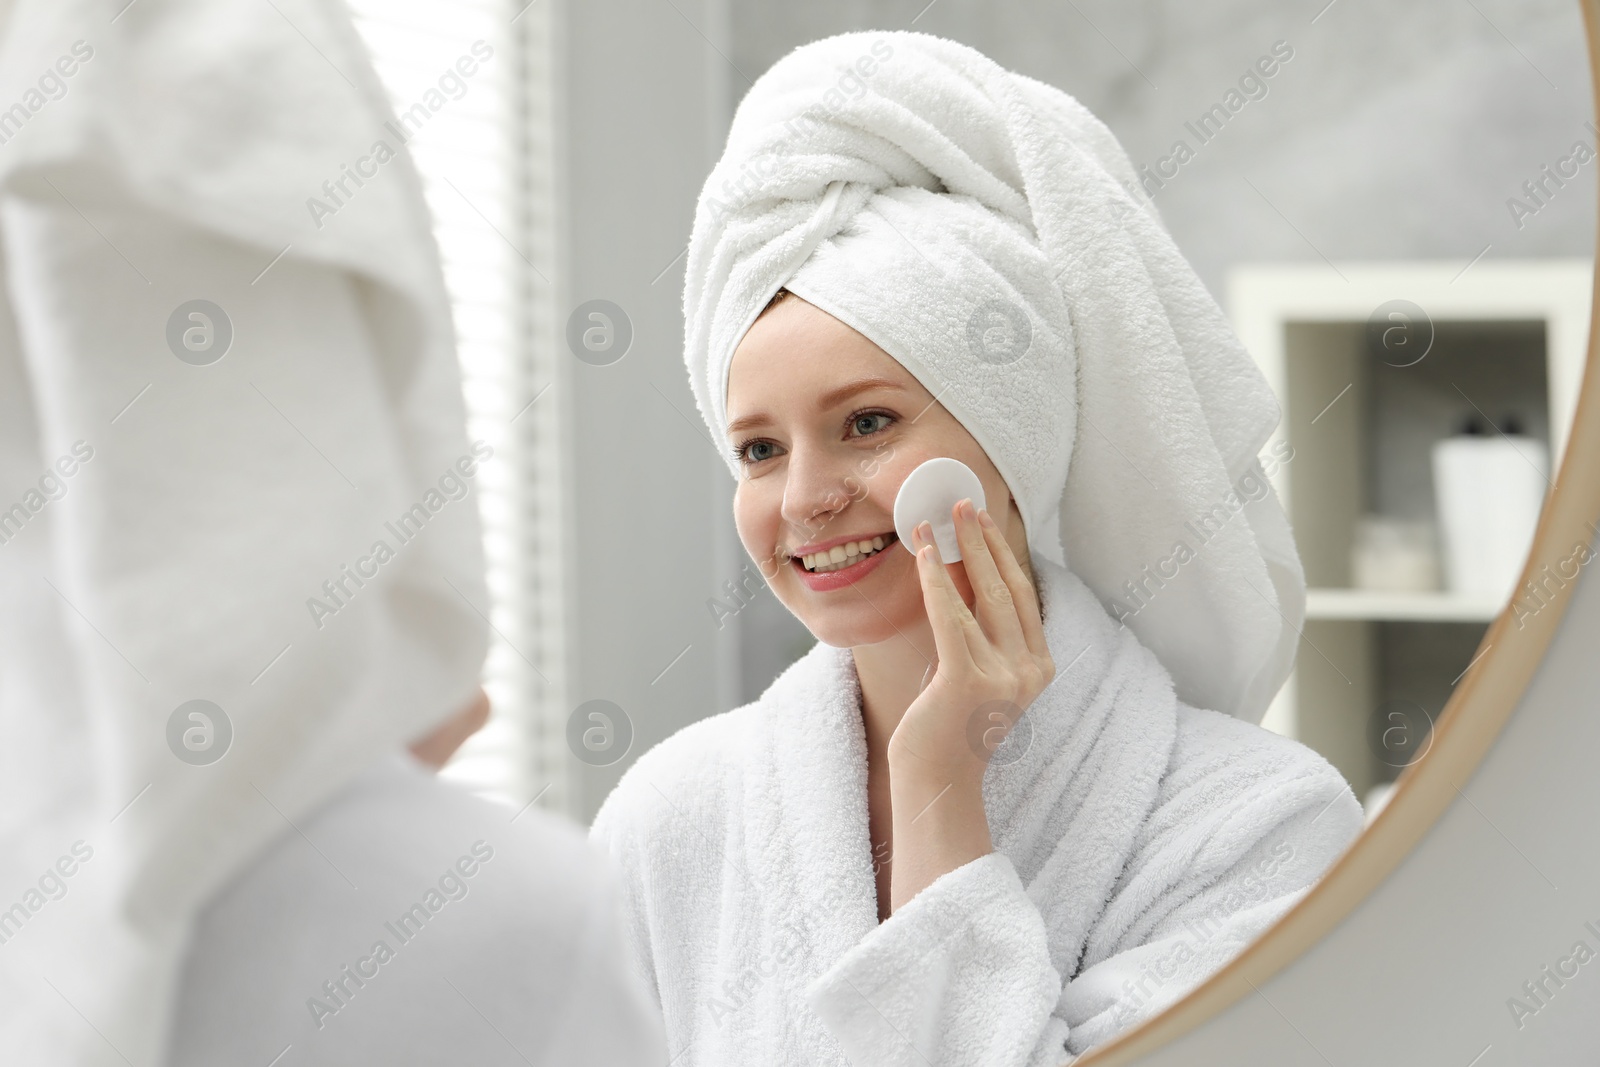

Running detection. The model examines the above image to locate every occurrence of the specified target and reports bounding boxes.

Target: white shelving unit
[1228,259,1591,801]
[1304,588,1503,623]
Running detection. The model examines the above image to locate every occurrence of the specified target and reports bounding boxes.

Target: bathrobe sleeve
[805,707,1364,1066]
[807,850,1071,1065]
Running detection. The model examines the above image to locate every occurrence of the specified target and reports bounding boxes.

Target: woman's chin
[807,625,889,650]
[784,597,922,650]
[767,552,923,648]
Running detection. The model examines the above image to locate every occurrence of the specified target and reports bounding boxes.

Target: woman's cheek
[733,481,782,575]
[871,449,932,509]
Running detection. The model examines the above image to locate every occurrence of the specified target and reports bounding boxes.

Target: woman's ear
[408,687,491,770]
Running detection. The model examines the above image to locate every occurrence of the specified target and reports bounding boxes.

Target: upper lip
[787,530,896,559]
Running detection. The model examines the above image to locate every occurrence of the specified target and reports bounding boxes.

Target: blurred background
[346,0,1594,824]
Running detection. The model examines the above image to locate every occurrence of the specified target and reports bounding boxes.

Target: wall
[556,0,741,822]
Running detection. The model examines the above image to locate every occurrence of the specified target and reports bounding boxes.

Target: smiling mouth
[797,533,898,574]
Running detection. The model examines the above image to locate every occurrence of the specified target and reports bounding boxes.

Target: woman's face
[726,293,1029,649]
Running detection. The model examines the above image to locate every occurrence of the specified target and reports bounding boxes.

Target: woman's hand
[884,498,1054,913]
[889,499,1055,783]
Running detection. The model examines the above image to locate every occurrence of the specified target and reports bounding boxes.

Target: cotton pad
[893,457,987,564]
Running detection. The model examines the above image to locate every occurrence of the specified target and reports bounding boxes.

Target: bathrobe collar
[755,556,1180,984]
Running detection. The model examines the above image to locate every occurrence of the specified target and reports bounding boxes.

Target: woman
[0,1,662,1062]
[592,30,1362,1065]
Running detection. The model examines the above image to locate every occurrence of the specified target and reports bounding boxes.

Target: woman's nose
[780,446,858,535]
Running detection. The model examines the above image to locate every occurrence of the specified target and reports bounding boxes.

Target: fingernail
[916,520,933,545]
[977,507,996,529]
[956,498,974,518]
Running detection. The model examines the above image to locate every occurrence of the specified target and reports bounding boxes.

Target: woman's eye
[735,439,781,464]
[850,412,893,437]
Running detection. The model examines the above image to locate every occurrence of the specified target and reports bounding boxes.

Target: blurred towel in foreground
[0,1,661,1063]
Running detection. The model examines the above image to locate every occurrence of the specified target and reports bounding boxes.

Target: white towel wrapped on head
[682,30,1304,724]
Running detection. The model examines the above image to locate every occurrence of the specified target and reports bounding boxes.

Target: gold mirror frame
[1074,3,1600,1062]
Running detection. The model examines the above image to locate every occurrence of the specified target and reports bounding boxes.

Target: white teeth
[799,536,896,573]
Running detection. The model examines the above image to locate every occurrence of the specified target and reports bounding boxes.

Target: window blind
[347,0,567,814]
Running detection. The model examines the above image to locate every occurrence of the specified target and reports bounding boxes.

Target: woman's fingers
[977,506,1051,663]
[951,498,1029,661]
[914,521,982,667]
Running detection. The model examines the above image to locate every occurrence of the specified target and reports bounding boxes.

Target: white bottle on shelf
[1431,417,1549,603]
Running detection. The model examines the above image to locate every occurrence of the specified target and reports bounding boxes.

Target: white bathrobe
[591,556,1363,1065]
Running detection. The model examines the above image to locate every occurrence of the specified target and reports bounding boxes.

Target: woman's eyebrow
[727,377,905,436]
[815,377,905,410]
[727,411,770,435]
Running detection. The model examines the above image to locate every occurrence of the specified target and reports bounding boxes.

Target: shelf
[1229,259,1588,799]
[1305,587,1503,622]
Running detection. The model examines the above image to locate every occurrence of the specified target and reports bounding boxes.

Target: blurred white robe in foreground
[170,750,664,1067]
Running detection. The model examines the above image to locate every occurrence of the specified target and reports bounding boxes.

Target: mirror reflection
[576,6,1591,1064]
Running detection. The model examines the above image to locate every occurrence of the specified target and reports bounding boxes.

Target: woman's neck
[852,620,937,763]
